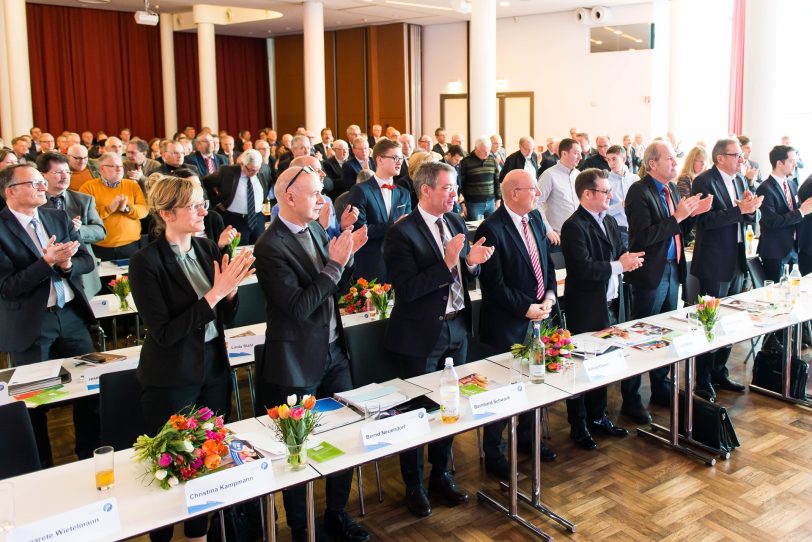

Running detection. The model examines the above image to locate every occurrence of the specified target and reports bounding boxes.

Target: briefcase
[677,391,740,454]
[751,341,809,400]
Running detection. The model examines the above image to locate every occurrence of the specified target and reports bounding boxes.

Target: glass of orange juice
[94,446,115,491]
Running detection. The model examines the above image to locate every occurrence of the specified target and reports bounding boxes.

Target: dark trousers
[695,260,745,388]
[11,301,96,467]
[395,316,467,488]
[93,241,140,261]
[141,340,231,542]
[222,210,266,245]
[625,262,680,405]
[799,251,812,276]
[254,340,354,532]
[761,250,799,283]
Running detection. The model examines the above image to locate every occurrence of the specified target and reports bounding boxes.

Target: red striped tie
[521,217,545,300]
[783,180,794,209]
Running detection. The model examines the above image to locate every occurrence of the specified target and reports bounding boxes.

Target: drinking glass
[94,446,115,491]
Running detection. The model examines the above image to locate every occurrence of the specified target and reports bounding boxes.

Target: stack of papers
[312,397,363,434]
[334,383,411,411]
[0,360,67,396]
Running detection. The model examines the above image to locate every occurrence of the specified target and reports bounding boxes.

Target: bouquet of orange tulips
[266,394,319,469]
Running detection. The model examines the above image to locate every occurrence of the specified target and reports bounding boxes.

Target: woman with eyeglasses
[129,175,255,542]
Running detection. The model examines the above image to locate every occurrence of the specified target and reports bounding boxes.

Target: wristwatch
[123,205,131,214]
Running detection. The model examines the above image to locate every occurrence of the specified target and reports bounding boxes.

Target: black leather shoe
[694,385,716,403]
[428,472,469,506]
[591,415,628,437]
[405,486,431,517]
[539,442,557,462]
[570,423,598,450]
[620,402,652,425]
[484,456,510,480]
[324,511,371,542]
[713,376,745,392]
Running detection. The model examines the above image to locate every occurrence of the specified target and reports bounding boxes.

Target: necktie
[205,156,215,175]
[521,217,545,300]
[662,187,682,263]
[783,181,794,210]
[30,218,66,308]
[50,196,64,210]
[245,177,258,233]
[380,184,395,190]
[435,218,465,312]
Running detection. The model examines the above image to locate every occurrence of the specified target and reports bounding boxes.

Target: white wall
[421,22,468,141]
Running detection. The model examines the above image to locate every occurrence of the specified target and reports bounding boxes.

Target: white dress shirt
[585,209,623,301]
[375,175,393,216]
[227,174,263,215]
[537,162,579,232]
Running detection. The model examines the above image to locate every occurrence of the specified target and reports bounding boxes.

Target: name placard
[717,311,752,335]
[670,330,708,358]
[468,383,528,420]
[8,498,120,542]
[83,359,139,390]
[184,458,274,514]
[89,298,109,313]
[0,382,9,405]
[582,349,627,381]
[361,408,429,450]
[226,334,265,358]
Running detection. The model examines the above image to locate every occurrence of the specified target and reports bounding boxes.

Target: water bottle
[439,357,460,423]
[745,225,754,256]
[789,264,802,302]
[528,322,546,384]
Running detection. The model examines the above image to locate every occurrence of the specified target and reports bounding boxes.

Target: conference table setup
[1,273,811,541]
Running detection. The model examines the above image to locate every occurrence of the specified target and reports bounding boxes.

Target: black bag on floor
[751,339,809,400]
[208,499,265,542]
[677,391,740,454]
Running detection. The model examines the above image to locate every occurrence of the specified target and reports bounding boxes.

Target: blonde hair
[679,146,709,180]
[408,150,439,179]
[147,175,204,235]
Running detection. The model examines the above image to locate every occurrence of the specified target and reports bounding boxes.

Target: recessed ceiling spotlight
[499,1,510,6]
[78,0,111,4]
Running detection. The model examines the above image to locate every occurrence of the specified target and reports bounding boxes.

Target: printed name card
[0,382,9,405]
[226,334,265,358]
[8,498,121,542]
[361,408,429,450]
[84,359,139,390]
[582,349,627,381]
[670,330,708,358]
[89,298,109,313]
[717,311,753,335]
[184,458,274,514]
[468,383,528,420]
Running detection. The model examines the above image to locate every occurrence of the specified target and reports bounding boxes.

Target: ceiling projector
[134,10,159,25]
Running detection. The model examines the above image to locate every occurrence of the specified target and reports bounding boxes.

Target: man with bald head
[203,149,272,245]
[499,136,539,182]
[156,139,199,176]
[254,164,369,542]
[476,169,559,477]
[67,144,101,191]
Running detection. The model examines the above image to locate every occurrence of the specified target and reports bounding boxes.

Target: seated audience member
[147,138,162,160]
[417,134,433,153]
[204,149,271,245]
[342,137,376,192]
[276,135,312,175]
[67,144,101,191]
[79,152,148,260]
[581,136,611,171]
[124,138,161,192]
[103,136,125,157]
[186,133,228,176]
[156,139,200,176]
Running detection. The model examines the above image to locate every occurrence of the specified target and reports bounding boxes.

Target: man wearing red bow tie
[348,138,412,282]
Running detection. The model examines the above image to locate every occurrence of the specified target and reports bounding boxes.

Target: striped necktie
[521,217,545,300]
[436,217,465,311]
[30,218,66,308]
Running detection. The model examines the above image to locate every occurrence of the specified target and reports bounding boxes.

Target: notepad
[334,383,410,411]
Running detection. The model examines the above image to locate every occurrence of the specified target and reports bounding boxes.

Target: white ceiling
[29,0,644,36]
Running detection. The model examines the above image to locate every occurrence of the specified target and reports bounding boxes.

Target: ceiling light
[386,0,455,11]
[499,1,510,5]
[613,30,622,34]
[78,0,111,4]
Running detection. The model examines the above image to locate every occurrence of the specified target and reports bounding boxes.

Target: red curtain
[173,32,201,135]
[728,0,746,135]
[27,4,164,140]
[215,35,271,137]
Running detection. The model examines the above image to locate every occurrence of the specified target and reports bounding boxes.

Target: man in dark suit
[276,135,312,175]
[476,169,558,479]
[185,133,228,176]
[341,137,376,190]
[624,141,711,414]
[348,139,411,282]
[217,134,240,166]
[690,138,762,400]
[324,139,349,198]
[314,127,334,159]
[799,173,812,276]
[498,136,539,182]
[384,161,494,518]
[756,145,812,282]
[581,135,611,171]
[38,152,106,297]
[123,138,161,194]
[155,140,200,177]
[0,163,97,466]
[738,135,762,190]
[203,149,271,245]
[538,140,559,176]
[561,168,642,448]
[431,127,449,156]
[254,165,369,542]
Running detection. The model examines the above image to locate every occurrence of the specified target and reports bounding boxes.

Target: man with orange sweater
[79,152,147,260]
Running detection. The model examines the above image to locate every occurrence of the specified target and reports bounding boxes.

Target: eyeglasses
[723,152,743,159]
[379,155,404,164]
[101,164,123,170]
[69,155,88,161]
[9,179,48,189]
[177,200,209,213]
[285,166,316,192]
[587,187,612,196]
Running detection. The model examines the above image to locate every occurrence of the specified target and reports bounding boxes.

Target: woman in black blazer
[130,176,254,542]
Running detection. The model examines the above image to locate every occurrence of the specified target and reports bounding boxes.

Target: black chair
[550,250,566,270]
[99,369,148,450]
[229,282,267,327]
[744,257,770,363]
[0,401,42,479]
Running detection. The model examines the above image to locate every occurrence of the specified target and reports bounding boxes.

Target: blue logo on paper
[230,440,245,452]
[418,412,424,419]
[0,383,5,392]
[103,503,113,512]
[261,461,269,470]
[517,384,524,392]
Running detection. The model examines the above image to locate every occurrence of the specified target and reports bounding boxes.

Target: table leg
[111,316,118,348]
[267,493,277,542]
[306,481,316,542]
[231,369,243,420]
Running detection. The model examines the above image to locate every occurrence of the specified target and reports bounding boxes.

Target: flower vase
[286,443,307,470]
[118,296,129,311]
[374,306,389,320]
[703,322,715,343]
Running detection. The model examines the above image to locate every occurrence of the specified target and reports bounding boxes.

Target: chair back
[746,257,767,289]
[229,282,267,327]
[0,401,41,479]
[344,319,399,387]
[99,369,148,450]
[252,344,266,417]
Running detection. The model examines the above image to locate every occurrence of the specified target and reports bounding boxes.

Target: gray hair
[240,149,262,166]
[473,136,489,149]
[98,151,122,164]
[333,139,349,150]
[413,161,456,200]
[642,141,671,169]
[291,135,309,151]
[711,138,740,165]
[356,169,375,184]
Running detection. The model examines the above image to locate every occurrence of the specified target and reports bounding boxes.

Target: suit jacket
[744,159,762,189]
[0,207,95,352]
[123,158,161,185]
[341,157,376,189]
[624,175,691,289]
[499,150,538,182]
[431,143,449,156]
[217,149,240,166]
[254,218,354,388]
[690,166,755,281]
[561,206,626,334]
[203,165,271,212]
[313,142,331,158]
[476,206,557,351]
[799,175,812,255]
[155,162,200,177]
[581,153,610,171]
[185,151,228,176]
[538,153,559,176]
[42,190,106,296]
[348,178,411,282]
[384,209,475,367]
[756,175,802,259]
[130,236,237,388]
[323,157,345,194]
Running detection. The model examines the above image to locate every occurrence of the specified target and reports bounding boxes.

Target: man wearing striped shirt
[459,136,501,220]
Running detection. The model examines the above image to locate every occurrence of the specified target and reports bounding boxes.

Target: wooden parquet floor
[44,342,812,541]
